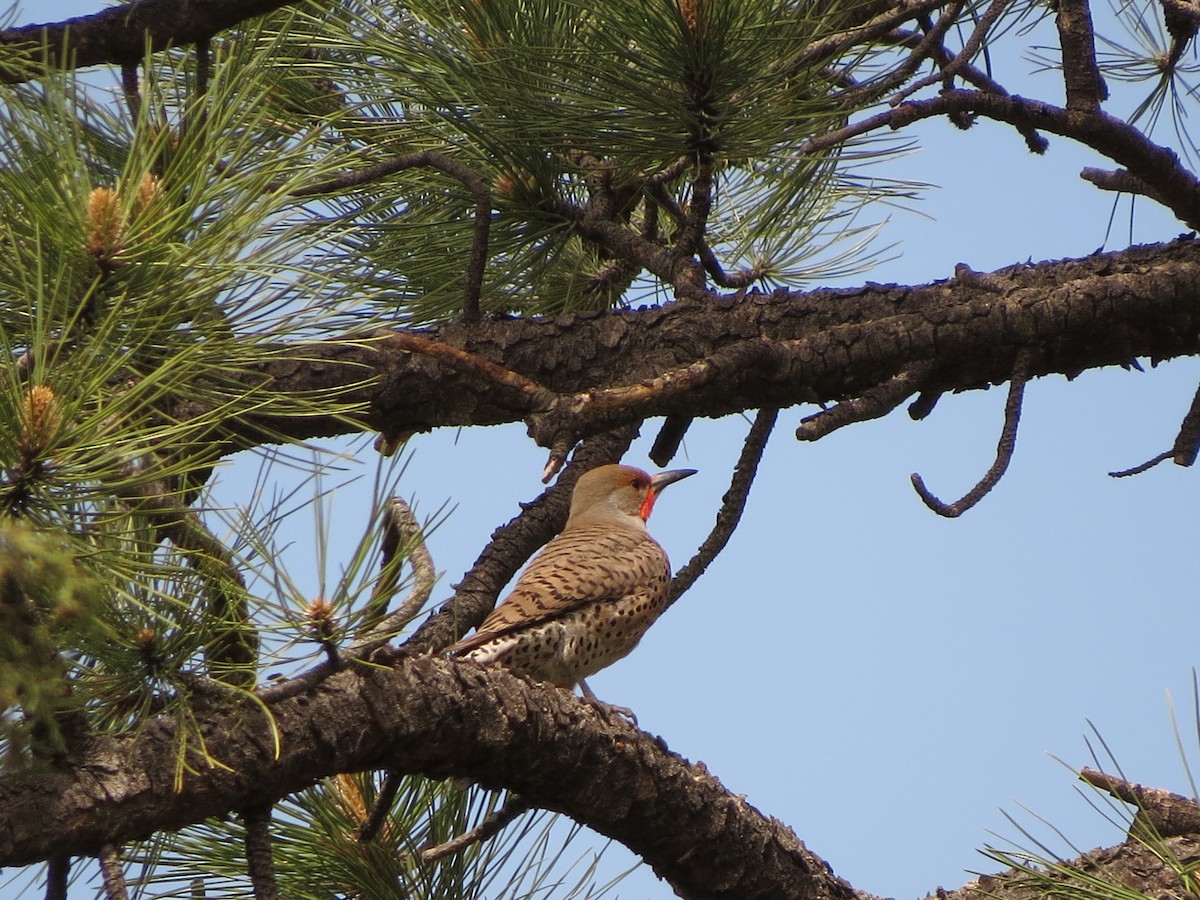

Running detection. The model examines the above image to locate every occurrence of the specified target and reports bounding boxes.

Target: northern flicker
[447,463,695,704]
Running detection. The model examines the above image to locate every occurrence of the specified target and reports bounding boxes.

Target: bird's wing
[446,523,668,655]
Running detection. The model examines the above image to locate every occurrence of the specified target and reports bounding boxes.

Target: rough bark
[234,238,1200,455]
[0,0,315,77]
[2,656,1197,900]
[0,658,855,900]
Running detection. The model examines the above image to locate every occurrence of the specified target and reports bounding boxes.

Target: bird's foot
[578,679,638,727]
[592,699,639,727]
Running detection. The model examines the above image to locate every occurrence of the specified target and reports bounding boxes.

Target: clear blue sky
[10,3,1200,898]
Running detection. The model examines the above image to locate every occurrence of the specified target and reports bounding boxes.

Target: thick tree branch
[0,658,856,900]
[0,0,318,79]
[232,239,1200,458]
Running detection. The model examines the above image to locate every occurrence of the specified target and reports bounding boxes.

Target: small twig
[195,36,210,101]
[120,62,140,128]
[352,498,437,651]
[797,363,935,441]
[697,241,761,288]
[553,195,708,299]
[674,159,714,260]
[98,845,128,900]
[912,349,1031,516]
[256,658,338,705]
[44,856,69,900]
[908,388,942,420]
[1170,377,1200,466]
[795,0,951,71]
[419,795,532,863]
[295,151,491,321]
[891,0,1013,104]
[120,475,259,686]
[1108,450,1172,478]
[649,414,694,467]
[1080,767,1200,838]
[1056,0,1108,110]
[838,1,966,110]
[357,770,404,843]
[1109,377,1200,476]
[1081,167,1176,210]
[668,408,778,605]
[242,805,280,900]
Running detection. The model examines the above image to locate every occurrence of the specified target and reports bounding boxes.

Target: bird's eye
[631,478,647,490]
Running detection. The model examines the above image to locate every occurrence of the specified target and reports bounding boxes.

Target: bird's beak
[650,468,697,493]
[639,468,696,520]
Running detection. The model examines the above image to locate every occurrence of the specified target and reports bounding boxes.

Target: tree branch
[231,239,1200,458]
[44,857,68,900]
[0,658,857,900]
[419,794,532,863]
[242,805,280,900]
[1055,0,1107,110]
[97,845,128,900]
[1080,767,1200,838]
[668,408,778,603]
[911,348,1030,516]
[0,0,314,79]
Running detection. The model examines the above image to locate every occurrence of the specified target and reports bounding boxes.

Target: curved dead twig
[353,498,437,652]
[796,362,936,440]
[911,348,1031,517]
[808,90,1197,225]
[668,408,778,605]
[1108,450,1172,477]
[252,500,438,705]
[1110,377,1200,475]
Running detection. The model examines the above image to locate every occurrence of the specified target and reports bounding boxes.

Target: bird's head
[566,464,696,529]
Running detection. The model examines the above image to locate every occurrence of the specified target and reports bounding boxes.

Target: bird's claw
[588,698,638,727]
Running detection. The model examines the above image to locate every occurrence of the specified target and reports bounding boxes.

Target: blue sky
[9,2,1200,898]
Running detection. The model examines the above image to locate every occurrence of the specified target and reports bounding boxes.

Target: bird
[447,463,695,713]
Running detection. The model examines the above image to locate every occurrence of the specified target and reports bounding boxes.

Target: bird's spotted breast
[451,521,672,687]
